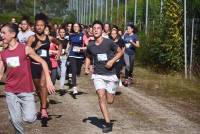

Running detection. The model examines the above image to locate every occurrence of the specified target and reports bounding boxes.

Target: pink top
[83,34,89,46]
[49,42,58,68]
[0,44,34,93]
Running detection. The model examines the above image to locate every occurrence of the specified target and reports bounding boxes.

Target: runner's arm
[25,46,55,94]
[85,57,91,75]
[105,47,123,69]
[130,40,140,48]
[0,55,5,80]
[85,47,92,74]
[26,35,35,47]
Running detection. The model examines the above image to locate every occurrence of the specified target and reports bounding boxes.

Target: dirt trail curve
[0,75,200,134]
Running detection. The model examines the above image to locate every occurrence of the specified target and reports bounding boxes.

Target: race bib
[97,53,108,61]
[72,46,80,52]
[65,35,69,40]
[37,49,47,57]
[125,43,131,48]
[6,57,20,67]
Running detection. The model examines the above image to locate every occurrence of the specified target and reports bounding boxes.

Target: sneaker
[118,79,123,87]
[122,79,129,87]
[128,77,133,84]
[102,122,113,133]
[73,87,78,95]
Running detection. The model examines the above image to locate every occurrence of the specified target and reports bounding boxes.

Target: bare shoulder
[27,35,36,46]
[48,35,54,40]
[29,35,36,41]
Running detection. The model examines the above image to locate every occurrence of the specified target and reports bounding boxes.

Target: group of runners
[0,13,139,133]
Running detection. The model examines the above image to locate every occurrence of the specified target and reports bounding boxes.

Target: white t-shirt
[17,30,35,44]
[102,32,110,39]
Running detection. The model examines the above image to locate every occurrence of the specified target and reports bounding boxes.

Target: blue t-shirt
[123,33,138,55]
[69,32,84,58]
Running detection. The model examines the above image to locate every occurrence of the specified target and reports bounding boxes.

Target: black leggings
[115,59,124,79]
[68,57,83,87]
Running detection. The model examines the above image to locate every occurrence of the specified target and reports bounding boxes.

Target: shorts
[31,63,42,79]
[92,76,118,94]
[31,59,52,79]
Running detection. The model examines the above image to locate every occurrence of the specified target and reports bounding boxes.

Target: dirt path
[0,75,200,134]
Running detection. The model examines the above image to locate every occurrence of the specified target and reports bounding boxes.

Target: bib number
[37,49,47,57]
[97,53,108,61]
[72,46,81,52]
[6,57,20,67]
[125,43,131,48]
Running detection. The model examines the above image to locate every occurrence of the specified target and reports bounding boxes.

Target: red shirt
[0,44,34,93]
[50,42,58,68]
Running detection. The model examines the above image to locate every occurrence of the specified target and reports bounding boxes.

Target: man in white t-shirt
[17,17,35,45]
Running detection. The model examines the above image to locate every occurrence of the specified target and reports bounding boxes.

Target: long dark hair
[127,24,138,34]
[71,22,82,33]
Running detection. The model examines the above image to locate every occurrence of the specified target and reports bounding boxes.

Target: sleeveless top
[31,35,51,69]
[0,44,34,93]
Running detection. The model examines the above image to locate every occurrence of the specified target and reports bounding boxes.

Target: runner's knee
[107,98,114,104]
[23,114,36,123]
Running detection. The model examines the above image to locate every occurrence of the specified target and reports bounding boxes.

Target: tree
[158,0,184,71]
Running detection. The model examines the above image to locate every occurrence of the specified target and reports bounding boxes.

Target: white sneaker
[119,79,123,87]
[73,87,78,94]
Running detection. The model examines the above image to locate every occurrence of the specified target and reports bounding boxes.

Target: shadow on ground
[115,91,122,96]
[37,113,63,127]
[49,99,62,105]
[0,94,5,98]
[0,82,5,85]
[82,117,116,129]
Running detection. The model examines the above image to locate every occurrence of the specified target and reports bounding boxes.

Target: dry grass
[132,66,200,123]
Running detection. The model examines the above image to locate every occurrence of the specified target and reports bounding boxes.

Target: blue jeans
[5,92,37,134]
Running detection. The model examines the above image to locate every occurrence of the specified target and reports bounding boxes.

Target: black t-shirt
[114,37,125,60]
[114,37,125,49]
[86,38,118,75]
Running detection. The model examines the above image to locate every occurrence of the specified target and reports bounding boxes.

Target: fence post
[124,0,127,31]
[189,18,194,80]
[184,0,188,78]
[117,0,119,25]
[145,0,149,35]
[134,0,137,25]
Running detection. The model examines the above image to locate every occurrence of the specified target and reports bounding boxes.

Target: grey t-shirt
[86,38,118,75]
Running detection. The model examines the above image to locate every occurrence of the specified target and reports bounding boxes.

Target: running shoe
[122,79,129,87]
[118,79,123,87]
[73,87,78,95]
[128,77,133,84]
[102,122,113,133]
